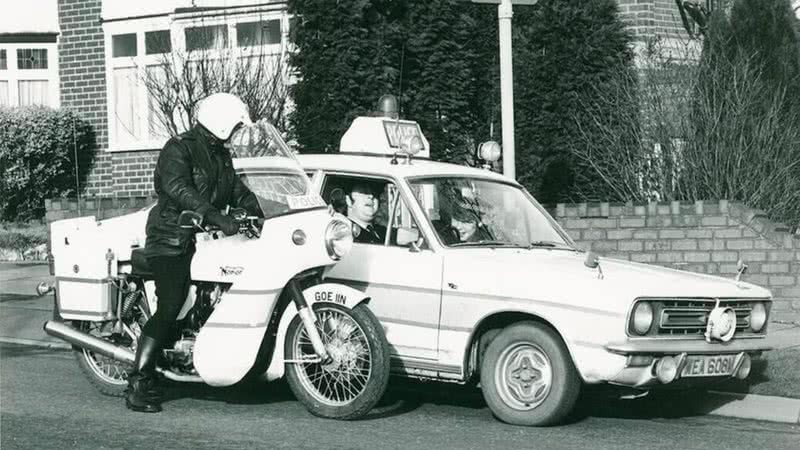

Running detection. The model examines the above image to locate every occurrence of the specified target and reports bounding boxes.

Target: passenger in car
[345,181,388,244]
[442,202,493,244]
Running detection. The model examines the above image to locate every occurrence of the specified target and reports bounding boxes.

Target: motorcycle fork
[286,278,331,364]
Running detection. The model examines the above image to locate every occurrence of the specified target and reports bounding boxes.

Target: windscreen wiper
[450,240,516,248]
[527,241,573,250]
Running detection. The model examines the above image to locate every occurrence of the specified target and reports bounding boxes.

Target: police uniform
[351,220,387,244]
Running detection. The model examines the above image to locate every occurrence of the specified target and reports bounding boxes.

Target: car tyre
[480,321,580,426]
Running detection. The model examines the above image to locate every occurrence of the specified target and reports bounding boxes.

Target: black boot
[126,336,163,413]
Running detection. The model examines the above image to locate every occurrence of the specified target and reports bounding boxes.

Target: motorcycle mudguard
[264,283,371,381]
[192,288,282,387]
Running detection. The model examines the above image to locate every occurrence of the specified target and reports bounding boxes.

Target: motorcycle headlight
[749,302,767,332]
[631,302,654,335]
[325,217,353,260]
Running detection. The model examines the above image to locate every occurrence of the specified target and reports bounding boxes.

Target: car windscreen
[408,177,572,249]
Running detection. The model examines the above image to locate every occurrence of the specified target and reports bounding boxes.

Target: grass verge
[717,346,800,399]
[0,222,48,260]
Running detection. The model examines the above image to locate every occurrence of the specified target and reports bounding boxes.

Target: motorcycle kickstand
[286,279,331,365]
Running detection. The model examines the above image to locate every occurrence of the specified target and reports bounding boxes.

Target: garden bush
[0,106,95,221]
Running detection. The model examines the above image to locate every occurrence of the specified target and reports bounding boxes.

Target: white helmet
[196,93,252,141]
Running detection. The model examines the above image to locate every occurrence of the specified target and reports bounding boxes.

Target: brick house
[57,0,291,198]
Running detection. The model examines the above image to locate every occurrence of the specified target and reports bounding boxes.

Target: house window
[0,81,8,105]
[103,7,291,152]
[18,80,49,106]
[17,49,48,69]
[185,25,229,51]
[112,34,137,57]
[237,20,281,47]
[145,30,171,54]
[0,50,6,70]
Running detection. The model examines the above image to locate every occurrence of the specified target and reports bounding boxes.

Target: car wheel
[480,321,580,426]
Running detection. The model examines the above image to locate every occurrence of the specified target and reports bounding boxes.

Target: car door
[319,173,444,363]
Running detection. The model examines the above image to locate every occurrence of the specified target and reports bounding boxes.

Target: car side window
[320,174,389,246]
[320,174,420,248]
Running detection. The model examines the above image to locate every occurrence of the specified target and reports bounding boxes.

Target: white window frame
[0,42,60,108]
[102,5,291,153]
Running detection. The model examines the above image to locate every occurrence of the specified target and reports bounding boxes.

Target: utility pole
[468,0,538,180]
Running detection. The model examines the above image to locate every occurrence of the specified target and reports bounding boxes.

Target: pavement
[1,261,799,425]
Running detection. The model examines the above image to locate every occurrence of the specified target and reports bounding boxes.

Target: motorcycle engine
[164,335,197,374]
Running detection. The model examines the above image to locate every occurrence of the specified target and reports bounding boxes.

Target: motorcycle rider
[127,93,262,413]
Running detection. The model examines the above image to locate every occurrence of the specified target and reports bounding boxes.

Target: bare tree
[141,18,292,139]
[569,35,701,202]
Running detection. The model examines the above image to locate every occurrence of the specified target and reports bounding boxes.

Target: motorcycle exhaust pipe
[43,321,135,365]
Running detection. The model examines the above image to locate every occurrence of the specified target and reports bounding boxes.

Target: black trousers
[142,253,193,344]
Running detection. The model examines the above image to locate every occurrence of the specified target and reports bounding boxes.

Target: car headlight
[631,302,654,335]
[325,217,353,260]
[749,302,767,332]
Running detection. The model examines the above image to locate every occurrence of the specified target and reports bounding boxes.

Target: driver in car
[345,181,387,245]
[128,93,261,413]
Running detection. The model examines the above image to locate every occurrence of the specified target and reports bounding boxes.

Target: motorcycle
[42,120,390,420]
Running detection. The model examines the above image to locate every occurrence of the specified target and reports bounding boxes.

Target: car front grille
[658,299,752,336]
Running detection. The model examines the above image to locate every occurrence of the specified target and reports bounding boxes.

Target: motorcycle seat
[130,248,154,279]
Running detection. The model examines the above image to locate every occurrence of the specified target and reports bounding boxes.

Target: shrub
[0,107,95,221]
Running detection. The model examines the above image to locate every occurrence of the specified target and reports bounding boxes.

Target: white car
[277,112,770,426]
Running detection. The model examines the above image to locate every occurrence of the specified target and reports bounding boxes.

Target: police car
[274,99,773,426]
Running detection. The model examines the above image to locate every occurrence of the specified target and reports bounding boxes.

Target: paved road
[1,344,798,450]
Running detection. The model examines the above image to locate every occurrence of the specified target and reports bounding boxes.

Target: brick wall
[45,196,156,223]
[57,0,161,197]
[617,0,687,38]
[554,200,800,322]
[57,0,110,195]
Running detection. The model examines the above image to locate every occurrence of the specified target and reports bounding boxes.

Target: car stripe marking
[327,277,623,318]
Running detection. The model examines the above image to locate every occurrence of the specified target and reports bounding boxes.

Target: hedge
[0,107,95,221]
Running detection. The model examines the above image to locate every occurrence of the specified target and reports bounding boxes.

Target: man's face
[347,189,379,223]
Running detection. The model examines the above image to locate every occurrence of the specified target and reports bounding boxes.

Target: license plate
[681,354,737,377]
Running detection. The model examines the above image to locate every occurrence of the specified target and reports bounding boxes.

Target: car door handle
[447,283,458,290]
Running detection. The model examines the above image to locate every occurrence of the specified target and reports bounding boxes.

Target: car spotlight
[655,356,678,384]
[735,354,752,380]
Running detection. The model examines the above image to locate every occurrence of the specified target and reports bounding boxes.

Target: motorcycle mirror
[178,210,203,229]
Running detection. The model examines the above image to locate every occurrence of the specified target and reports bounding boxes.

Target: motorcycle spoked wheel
[73,293,149,397]
[284,303,390,420]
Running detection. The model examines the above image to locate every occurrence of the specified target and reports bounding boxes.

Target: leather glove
[206,210,239,236]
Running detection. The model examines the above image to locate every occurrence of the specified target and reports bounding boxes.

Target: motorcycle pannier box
[50,217,119,321]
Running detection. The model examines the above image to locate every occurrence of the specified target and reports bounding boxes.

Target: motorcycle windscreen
[228,120,326,219]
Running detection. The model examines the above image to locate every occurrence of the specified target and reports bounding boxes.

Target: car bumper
[602,337,770,388]
[604,336,772,355]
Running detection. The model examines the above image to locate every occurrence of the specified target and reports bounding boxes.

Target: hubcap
[495,343,553,410]
[292,307,371,407]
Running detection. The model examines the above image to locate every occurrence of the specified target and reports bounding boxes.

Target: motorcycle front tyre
[283,303,390,420]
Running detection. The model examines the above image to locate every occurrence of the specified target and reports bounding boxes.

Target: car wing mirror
[396,227,422,251]
[178,210,204,230]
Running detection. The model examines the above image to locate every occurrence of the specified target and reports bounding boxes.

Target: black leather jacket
[145,126,259,257]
